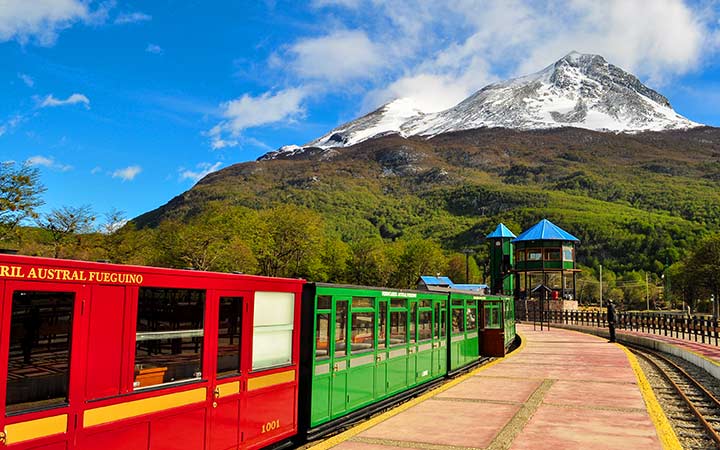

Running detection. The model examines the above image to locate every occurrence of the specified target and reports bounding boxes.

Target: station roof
[512,219,580,243]
[486,223,517,239]
[418,276,488,292]
[419,275,454,287]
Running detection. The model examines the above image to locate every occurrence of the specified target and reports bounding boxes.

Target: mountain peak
[261,52,701,158]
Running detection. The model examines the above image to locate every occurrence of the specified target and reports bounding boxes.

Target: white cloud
[26,155,72,171]
[115,12,151,25]
[208,88,306,149]
[0,0,109,46]
[90,166,102,175]
[312,0,361,8]
[145,43,163,54]
[112,165,142,181]
[513,0,707,85]
[17,73,34,87]
[40,93,90,109]
[298,0,718,115]
[0,115,24,137]
[179,162,223,182]
[289,30,385,83]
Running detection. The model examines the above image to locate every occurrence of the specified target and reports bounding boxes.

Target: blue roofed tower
[486,223,517,296]
[512,219,580,316]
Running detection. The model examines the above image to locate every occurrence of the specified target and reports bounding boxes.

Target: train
[0,254,515,450]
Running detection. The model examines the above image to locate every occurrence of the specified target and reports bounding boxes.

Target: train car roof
[0,253,304,284]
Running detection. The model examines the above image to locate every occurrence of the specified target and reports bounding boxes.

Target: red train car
[0,254,305,450]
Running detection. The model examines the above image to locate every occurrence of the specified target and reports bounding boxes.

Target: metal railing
[522,309,720,346]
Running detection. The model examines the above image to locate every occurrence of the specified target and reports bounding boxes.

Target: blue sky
[2,0,720,221]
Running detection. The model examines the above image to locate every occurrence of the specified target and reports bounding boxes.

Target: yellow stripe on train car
[217,381,240,398]
[84,387,206,427]
[5,414,67,445]
[247,370,295,391]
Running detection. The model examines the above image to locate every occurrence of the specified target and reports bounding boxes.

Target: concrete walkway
[310,324,680,450]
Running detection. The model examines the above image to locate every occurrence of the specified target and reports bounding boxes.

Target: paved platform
[310,324,680,450]
[553,322,720,381]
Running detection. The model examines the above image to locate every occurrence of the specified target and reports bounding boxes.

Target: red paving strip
[319,324,672,450]
[557,323,720,372]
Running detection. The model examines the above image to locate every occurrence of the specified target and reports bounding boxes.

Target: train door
[207,291,247,450]
[330,298,349,418]
[373,300,388,399]
[407,300,417,386]
[346,297,374,410]
[0,281,84,450]
[415,300,433,383]
[431,300,446,377]
[386,299,408,394]
[466,300,479,360]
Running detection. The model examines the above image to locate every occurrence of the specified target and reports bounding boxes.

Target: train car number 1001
[261,419,281,433]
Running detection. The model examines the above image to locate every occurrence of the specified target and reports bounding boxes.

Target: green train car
[299,283,516,437]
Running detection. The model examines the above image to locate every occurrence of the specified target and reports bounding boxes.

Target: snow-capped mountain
[260,52,701,159]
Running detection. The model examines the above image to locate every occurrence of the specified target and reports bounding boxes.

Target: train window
[440,307,447,338]
[484,304,501,329]
[317,296,331,310]
[433,303,440,339]
[419,310,432,341]
[544,249,561,261]
[350,312,374,353]
[135,288,205,388]
[378,302,387,350]
[516,250,525,262]
[390,298,405,308]
[252,292,295,371]
[334,300,348,357]
[452,308,464,334]
[6,291,74,414]
[409,303,417,344]
[217,297,242,377]
[563,247,574,261]
[452,299,462,306]
[352,297,373,308]
[467,301,477,330]
[528,250,542,261]
[389,311,407,346]
[420,300,431,308]
[315,314,330,360]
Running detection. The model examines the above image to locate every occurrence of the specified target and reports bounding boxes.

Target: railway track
[629,345,720,449]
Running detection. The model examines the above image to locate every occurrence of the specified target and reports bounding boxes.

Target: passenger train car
[0,254,515,450]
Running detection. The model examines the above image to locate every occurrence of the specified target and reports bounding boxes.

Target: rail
[520,309,720,346]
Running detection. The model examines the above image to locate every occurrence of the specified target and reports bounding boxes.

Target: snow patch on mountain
[305,98,425,149]
[259,52,702,160]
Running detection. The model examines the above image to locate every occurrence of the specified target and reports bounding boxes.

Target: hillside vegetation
[8,127,720,310]
[138,127,720,274]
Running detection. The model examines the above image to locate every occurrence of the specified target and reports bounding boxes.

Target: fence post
[681,317,685,340]
[641,313,645,333]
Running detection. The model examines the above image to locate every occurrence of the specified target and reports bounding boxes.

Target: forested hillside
[6,126,720,311]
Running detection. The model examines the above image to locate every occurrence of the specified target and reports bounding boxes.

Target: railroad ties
[630,345,720,449]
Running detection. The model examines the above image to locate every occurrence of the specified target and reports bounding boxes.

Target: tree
[681,234,720,315]
[387,237,446,289]
[37,205,96,258]
[0,162,45,243]
[152,206,259,273]
[251,205,325,278]
[346,238,390,287]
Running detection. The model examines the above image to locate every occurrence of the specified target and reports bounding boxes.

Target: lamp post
[712,294,717,320]
[462,248,475,284]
